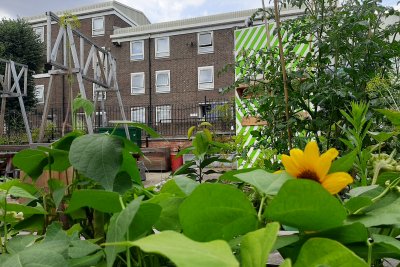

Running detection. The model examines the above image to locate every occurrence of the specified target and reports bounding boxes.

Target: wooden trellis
[0,59,32,144]
[38,11,129,142]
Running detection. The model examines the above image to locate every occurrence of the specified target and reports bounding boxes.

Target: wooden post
[273,0,292,149]
[38,72,54,142]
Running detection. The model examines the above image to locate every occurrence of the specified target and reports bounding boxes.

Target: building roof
[24,1,150,26]
[110,6,303,40]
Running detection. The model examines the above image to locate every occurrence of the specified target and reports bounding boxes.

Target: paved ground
[143,171,171,187]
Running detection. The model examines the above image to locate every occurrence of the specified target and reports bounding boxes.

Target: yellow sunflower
[281,141,353,194]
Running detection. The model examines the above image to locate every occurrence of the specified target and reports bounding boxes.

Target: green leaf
[345,196,373,214]
[7,203,46,215]
[266,179,347,231]
[7,235,38,254]
[108,121,160,138]
[368,131,396,142]
[160,176,199,197]
[219,168,259,182]
[179,183,258,242]
[128,231,239,267]
[199,122,213,128]
[294,238,368,267]
[329,150,357,173]
[52,131,83,151]
[12,149,49,180]
[3,250,67,267]
[68,240,101,258]
[173,161,196,176]
[66,190,122,214]
[306,223,368,244]
[73,97,95,115]
[241,222,280,267]
[105,196,143,267]
[234,169,291,196]
[68,251,104,267]
[48,179,65,209]
[38,146,71,172]
[279,259,292,267]
[376,172,400,186]
[69,134,124,190]
[375,109,400,126]
[372,234,400,256]
[147,193,184,231]
[347,197,400,227]
[128,203,162,240]
[8,186,37,200]
[192,132,209,160]
[199,156,230,169]
[188,126,196,139]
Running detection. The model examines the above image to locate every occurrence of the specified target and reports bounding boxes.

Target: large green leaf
[128,203,162,240]
[241,222,280,267]
[7,235,38,254]
[68,251,104,267]
[68,240,102,258]
[329,150,357,173]
[7,203,46,215]
[12,149,49,180]
[105,196,143,267]
[128,230,239,267]
[179,183,258,242]
[65,190,121,214]
[348,196,400,227]
[306,223,368,244]
[73,97,95,115]
[219,168,259,182]
[38,146,71,172]
[69,134,124,190]
[52,131,83,151]
[160,176,199,197]
[344,196,373,214]
[376,109,400,126]
[266,179,347,231]
[294,238,368,267]
[371,234,400,258]
[234,169,291,195]
[147,193,184,231]
[192,132,209,160]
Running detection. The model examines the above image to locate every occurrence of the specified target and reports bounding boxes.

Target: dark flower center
[298,170,320,182]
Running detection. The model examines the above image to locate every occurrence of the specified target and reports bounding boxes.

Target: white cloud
[119,0,206,22]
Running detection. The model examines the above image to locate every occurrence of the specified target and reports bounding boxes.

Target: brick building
[25,1,258,137]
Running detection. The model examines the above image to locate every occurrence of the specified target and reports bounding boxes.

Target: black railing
[1,98,236,144]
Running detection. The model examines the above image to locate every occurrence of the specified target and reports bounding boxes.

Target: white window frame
[93,84,107,101]
[33,26,44,42]
[131,107,146,123]
[198,66,214,90]
[155,105,171,124]
[92,16,105,36]
[130,40,144,61]
[131,72,145,95]
[198,31,214,54]
[155,70,171,93]
[34,85,44,104]
[155,37,170,58]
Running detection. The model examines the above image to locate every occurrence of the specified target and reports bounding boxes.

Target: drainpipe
[147,35,153,128]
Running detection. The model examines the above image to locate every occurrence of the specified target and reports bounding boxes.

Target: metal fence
[1,98,236,144]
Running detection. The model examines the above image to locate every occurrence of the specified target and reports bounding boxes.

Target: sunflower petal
[304,141,320,162]
[289,149,306,169]
[281,155,301,177]
[318,148,339,181]
[321,172,353,194]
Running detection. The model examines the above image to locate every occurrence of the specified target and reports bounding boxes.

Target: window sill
[155,91,171,94]
[131,92,145,95]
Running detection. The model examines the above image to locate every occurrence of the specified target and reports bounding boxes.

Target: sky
[0,0,398,23]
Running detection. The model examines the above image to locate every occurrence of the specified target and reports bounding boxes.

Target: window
[92,17,105,36]
[155,70,170,93]
[156,105,171,124]
[130,41,144,61]
[33,27,44,42]
[198,31,213,54]
[131,72,145,95]
[94,111,107,127]
[34,85,44,104]
[131,107,146,123]
[155,37,170,58]
[93,84,106,101]
[198,66,214,90]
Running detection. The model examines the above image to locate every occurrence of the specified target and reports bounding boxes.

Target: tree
[0,18,44,127]
[233,0,400,155]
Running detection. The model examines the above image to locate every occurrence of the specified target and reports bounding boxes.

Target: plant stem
[258,195,267,223]
[367,239,373,266]
[2,198,8,252]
